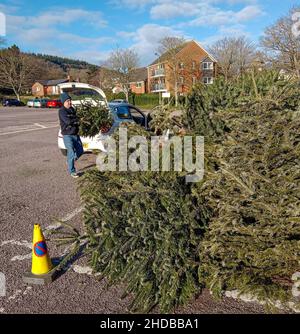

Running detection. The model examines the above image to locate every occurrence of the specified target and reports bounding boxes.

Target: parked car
[57,82,149,156]
[27,99,34,108]
[33,98,49,108]
[47,99,63,108]
[2,98,24,107]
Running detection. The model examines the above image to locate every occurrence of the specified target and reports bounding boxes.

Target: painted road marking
[0,125,59,136]
[1,240,31,249]
[0,206,86,309]
[1,206,84,263]
[34,123,47,129]
[72,265,93,275]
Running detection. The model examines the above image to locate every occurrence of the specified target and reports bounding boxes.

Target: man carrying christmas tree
[58,92,83,179]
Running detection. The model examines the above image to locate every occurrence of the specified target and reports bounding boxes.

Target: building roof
[130,67,148,82]
[149,42,189,66]
[148,40,218,66]
[35,78,69,86]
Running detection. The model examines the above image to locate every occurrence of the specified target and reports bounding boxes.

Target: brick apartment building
[147,40,217,95]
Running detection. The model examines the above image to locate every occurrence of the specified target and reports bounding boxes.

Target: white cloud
[184,4,264,27]
[127,23,186,65]
[4,8,113,64]
[150,3,197,20]
[200,24,252,47]
[109,0,155,9]
[70,50,112,64]
[30,9,107,28]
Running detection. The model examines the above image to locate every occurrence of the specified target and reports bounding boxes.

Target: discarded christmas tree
[187,71,300,307]
[53,70,300,312]
[76,100,113,137]
[79,123,211,313]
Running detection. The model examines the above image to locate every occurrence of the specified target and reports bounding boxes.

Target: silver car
[33,98,49,108]
[27,99,34,108]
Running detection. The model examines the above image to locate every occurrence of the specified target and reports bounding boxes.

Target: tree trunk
[293,54,300,78]
[125,90,129,102]
[12,87,20,101]
[175,82,178,107]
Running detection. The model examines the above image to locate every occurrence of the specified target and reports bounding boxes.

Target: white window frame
[192,61,196,70]
[179,62,184,69]
[203,77,214,85]
[192,76,197,85]
[202,62,214,70]
[179,76,184,84]
[135,82,143,88]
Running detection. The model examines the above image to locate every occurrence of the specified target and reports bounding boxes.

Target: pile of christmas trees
[79,122,209,312]
[76,70,300,312]
[188,70,300,305]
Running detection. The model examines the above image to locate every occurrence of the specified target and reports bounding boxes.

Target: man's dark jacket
[58,106,79,135]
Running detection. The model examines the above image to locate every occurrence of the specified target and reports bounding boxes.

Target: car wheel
[60,149,67,156]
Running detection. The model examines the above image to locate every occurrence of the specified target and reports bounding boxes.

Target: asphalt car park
[0,106,269,314]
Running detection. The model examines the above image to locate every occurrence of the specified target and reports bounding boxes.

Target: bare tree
[260,6,300,77]
[106,48,140,101]
[0,45,41,100]
[209,36,256,80]
[157,36,186,107]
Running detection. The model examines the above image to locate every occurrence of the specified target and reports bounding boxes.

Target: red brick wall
[32,83,45,97]
[130,81,146,94]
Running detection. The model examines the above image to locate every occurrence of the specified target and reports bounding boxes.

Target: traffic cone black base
[23,269,57,285]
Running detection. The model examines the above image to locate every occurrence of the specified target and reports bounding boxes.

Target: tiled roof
[130,67,148,82]
[149,42,188,66]
[35,78,69,86]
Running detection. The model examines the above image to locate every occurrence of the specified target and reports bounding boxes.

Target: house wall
[130,81,146,94]
[32,83,45,97]
[148,41,217,95]
[32,83,62,97]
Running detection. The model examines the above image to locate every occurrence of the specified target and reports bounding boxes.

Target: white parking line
[34,123,47,129]
[0,206,84,263]
[0,125,59,136]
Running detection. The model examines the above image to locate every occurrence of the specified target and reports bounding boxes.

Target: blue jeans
[63,135,84,174]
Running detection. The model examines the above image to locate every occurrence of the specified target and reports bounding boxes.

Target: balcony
[151,83,167,92]
[150,69,165,77]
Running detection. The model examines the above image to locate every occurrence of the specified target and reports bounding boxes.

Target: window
[115,106,132,120]
[179,62,184,69]
[179,77,184,84]
[203,77,214,85]
[192,61,196,70]
[192,77,197,85]
[130,107,145,127]
[135,82,143,88]
[202,62,214,70]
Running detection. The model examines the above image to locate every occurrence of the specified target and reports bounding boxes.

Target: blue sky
[0,0,299,66]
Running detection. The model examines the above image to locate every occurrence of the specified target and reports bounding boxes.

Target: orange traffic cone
[23,224,56,285]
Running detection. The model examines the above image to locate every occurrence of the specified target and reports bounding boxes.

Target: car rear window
[115,106,132,119]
